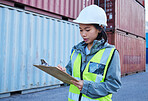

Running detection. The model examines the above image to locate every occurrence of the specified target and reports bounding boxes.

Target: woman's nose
[82,32,87,37]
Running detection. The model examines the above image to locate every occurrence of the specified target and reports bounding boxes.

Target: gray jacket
[65,39,121,98]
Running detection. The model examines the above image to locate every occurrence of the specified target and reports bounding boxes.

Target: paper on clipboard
[33,65,78,84]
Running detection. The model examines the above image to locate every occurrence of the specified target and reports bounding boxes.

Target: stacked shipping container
[107,31,145,75]
[0,4,82,97]
[98,0,145,75]
[0,0,94,97]
[0,0,94,21]
[99,0,145,38]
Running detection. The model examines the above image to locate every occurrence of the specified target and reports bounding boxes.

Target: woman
[58,5,121,101]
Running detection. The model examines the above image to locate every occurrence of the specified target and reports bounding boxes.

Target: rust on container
[107,30,146,76]
[135,0,145,7]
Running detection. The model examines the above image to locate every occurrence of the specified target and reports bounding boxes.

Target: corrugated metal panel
[115,0,145,38]
[146,22,148,33]
[99,0,145,38]
[0,4,82,94]
[107,30,146,76]
[9,0,95,19]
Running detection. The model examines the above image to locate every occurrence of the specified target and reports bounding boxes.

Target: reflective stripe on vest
[68,48,115,101]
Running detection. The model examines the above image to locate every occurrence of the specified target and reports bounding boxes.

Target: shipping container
[146,33,148,48]
[107,30,146,76]
[146,48,148,64]
[99,0,145,38]
[1,0,145,38]
[0,4,82,97]
[146,33,148,64]
[0,0,94,20]
[146,22,148,64]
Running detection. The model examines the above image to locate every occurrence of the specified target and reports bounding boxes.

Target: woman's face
[79,24,100,45]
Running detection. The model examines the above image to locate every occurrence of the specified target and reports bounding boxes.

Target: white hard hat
[73,5,107,27]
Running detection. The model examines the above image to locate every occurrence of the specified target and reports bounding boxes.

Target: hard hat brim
[73,20,107,27]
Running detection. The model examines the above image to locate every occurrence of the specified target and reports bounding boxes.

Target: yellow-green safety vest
[68,48,115,101]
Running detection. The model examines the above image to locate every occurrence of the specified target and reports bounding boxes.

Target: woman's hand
[57,64,66,72]
[71,80,84,91]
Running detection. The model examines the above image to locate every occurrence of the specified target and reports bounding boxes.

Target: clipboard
[33,65,78,84]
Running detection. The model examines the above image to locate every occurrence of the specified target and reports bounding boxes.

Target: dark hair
[92,24,107,45]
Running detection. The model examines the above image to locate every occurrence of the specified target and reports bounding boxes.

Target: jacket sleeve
[65,48,75,76]
[80,50,122,98]
[65,60,72,76]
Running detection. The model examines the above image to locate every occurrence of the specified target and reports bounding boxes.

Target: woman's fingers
[71,80,84,91]
[57,64,62,70]
[57,64,66,72]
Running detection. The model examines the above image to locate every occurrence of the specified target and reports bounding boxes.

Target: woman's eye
[80,30,83,32]
[86,30,90,32]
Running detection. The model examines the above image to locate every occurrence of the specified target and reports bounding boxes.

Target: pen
[41,59,50,66]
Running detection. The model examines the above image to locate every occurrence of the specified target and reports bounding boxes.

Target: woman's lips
[83,38,88,42]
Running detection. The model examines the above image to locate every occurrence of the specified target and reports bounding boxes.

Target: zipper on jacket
[78,71,83,101]
[78,57,83,101]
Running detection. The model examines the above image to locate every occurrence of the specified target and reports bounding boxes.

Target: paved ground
[0,72,148,101]
[112,72,148,101]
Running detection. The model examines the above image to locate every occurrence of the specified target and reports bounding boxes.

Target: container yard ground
[0,71,148,101]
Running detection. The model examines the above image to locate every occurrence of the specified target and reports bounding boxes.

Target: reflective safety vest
[68,48,116,101]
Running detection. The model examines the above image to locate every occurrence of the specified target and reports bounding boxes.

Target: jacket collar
[73,39,112,55]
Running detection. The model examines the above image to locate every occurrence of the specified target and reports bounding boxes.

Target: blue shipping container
[146,33,148,64]
[146,33,148,48]
[0,4,82,96]
[146,48,148,64]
